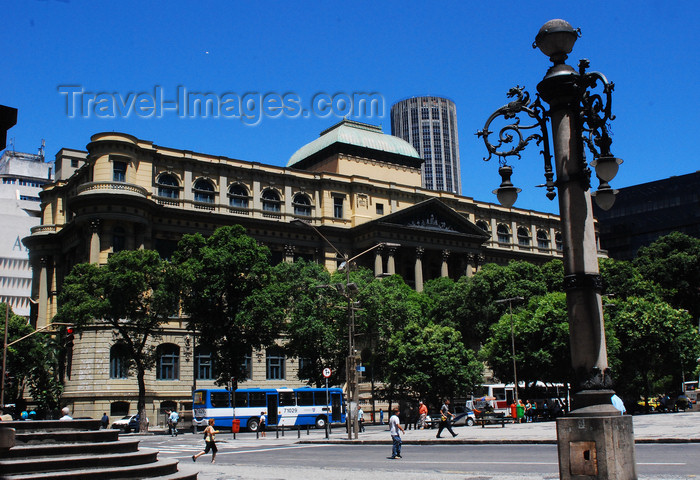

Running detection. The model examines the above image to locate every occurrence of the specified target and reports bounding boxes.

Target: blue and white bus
[193,387,346,432]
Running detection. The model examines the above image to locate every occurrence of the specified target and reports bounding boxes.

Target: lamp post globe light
[478,20,636,479]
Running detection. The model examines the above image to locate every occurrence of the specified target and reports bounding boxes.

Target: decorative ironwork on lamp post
[478,19,636,479]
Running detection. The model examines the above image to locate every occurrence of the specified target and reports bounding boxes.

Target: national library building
[24,120,573,424]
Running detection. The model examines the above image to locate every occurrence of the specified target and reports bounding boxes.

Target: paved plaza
[140,411,700,479]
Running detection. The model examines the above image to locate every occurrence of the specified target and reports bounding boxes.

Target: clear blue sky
[3,0,698,214]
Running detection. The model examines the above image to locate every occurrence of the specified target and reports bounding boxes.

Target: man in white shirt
[389,407,405,459]
[169,409,179,436]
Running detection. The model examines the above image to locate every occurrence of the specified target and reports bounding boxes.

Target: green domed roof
[287,120,420,168]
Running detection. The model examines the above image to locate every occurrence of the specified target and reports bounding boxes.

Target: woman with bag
[192,418,219,463]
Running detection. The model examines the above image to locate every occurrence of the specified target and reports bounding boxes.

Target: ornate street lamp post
[478,20,636,479]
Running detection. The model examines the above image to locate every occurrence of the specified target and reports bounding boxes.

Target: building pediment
[362,198,490,241]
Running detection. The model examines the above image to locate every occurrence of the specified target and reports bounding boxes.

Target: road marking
[175,443,327,459]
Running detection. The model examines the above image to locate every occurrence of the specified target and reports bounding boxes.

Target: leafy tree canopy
[606,297,700,405]
[56,249,178,430]
[386,320,483,409]
[173,225,278,385]
[633,232,700,319]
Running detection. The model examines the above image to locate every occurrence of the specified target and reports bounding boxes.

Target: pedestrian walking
[418,401,428,429]
[192,418,219,463]
[101,413,109,429]
[59,407,73,421]
[259,411,266,438]
[168,409,179,436]
[389,407,405,459]
[435,399,458,438]
[379,409,384,425]
[358,407,365,432]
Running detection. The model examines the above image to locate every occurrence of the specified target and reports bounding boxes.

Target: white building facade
[0,149,53,316]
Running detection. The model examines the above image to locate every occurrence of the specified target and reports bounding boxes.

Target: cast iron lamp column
[478,19,635,479]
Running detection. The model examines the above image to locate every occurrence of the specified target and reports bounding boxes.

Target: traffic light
[65,327,74,348]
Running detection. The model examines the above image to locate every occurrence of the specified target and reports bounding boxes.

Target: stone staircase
[0,419,196,480]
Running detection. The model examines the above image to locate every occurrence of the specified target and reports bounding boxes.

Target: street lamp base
[556,402,637,479]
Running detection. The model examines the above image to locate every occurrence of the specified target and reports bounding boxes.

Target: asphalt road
[137,431,700,479]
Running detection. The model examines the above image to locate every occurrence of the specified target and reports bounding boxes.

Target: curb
[298,438,700,445]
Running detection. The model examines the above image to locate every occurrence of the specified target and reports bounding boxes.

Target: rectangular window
[333,196,343,219]
[210,392,230,408]
[297,391,314,406]
[249,392,267,407]
[234,392,249,408]
[279,392,295,406]
[113,160,127,182]
[376,203,384,215]
[266,354,285,380]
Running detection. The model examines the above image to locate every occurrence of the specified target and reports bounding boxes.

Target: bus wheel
[315,416,327,429]
[247,418,259,432]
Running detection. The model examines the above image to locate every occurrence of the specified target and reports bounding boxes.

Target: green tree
[480,292,572,387]
[606,297,700,407]
[250,259,342,386]
[173,225,279,387]
[355,274,427,393]
[386,320,483,408]
[56,250,178,431]
[633,232,700,319]
[445,261,550,350]
[599,257,662,301]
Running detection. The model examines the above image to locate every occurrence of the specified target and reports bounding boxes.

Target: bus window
[193,391,204,405]
[210,392,230,408]
[234,391,248,407]
[297,391,314,406]
[493,387,506,400]
[314,392,329,406]
[249,392,266,407]
[279,391,295,406]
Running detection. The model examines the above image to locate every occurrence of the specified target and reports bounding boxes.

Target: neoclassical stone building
[24,120,570,423]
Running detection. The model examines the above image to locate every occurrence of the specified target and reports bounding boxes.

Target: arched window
[194,346,214,380]
[292,193,312,216]
[110,343,129,379]
[537,229,550,249]
[228,184,249,208]
[517,226,531,246]
[157,173,180,199]
[476,220,490,233]
[193,178,215,203]
[497,224,511,244]
[555,232,564,251]
[112,226,126,253]
[156,344,180,380]
[266,346,285,380]
[261,189,281,213]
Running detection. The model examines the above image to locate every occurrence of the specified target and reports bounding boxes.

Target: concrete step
[0,448,159,475]
[15,429,119,445]
[1,456,182,479]
[1,420,101,432]
[0,439,140,459]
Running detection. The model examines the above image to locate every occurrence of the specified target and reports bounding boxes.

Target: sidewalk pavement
[172,412,700,480]
[295,410,700,444]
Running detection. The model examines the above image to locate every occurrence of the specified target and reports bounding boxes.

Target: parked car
[111,414,149,433]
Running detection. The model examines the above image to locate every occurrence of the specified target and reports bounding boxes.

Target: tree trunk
[137,364,148,432]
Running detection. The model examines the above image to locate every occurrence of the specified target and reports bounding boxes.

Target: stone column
[37,257,49,329]
[441,250,450,278]
[414,247,424,292]
[386,245,397,275]
[465,253,474,277]
[284,244,295,263]
[89,219,101,264]
[374,245,384,277]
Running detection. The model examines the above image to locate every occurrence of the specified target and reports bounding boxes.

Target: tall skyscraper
[391,96,461,194]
